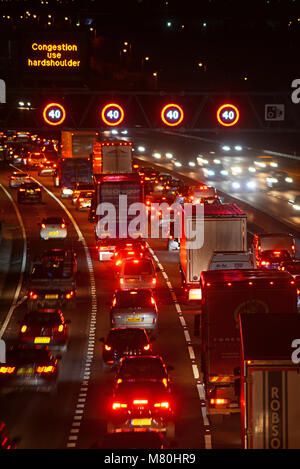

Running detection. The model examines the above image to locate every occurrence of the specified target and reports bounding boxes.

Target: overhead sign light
[161,103,184,127]
[217,104,239,127]
[101,103,125,126]
[43,103,66,126]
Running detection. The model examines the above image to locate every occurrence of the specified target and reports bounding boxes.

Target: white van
[208,251,257,270]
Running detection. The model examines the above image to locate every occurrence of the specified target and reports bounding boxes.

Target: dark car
[258,249,292,269]
[110,289,158,330]
[115,355,171,389]
[0,346,60,394]
[98,429,171,449]
[108,380,175,437]
[100,327,152,370]
[17,182,42,203]
[19,309,71,352]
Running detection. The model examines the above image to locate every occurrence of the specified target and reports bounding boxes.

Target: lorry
[89,173,144,260]
[179,203,247,301]
[92,140,133,175]
[199,269,298,416]
[240,313,300,449]
[61,130,98,159]
[54,158,93,198]
[26,249,77,311]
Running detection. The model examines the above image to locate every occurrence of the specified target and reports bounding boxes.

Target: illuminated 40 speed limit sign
[217,103,239,127]
[161,103,184,127]
[43,103,66,126]
[101,103,125,126]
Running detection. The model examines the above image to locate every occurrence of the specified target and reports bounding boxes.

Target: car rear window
[118,357,166,379]
[124,260,153,275]
[262,251,291,261]
[42,217,63,225]
[24,312,62,326]
[5,349,51,365]
[107,328,147,344]
[115,290,153,307]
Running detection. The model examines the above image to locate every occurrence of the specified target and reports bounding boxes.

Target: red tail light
[21,325,27,333]
[150,297,155,305]
[29,291,38,300]
[41,224,46,229]
[105,344,112,351]
[154,402,169,409]
[273,251,281,255]
[78,199,83,203]
[57,324,64,333]
[0,367,15,374]
[120,278,124,285]
[210,398,229,405]
[65,291,74,299]
[152,277,157,285]
[112,402,127,410]
[61,223,66,229]
[143,344,150,351]
[133,399,148,405]
[36,366,55,374]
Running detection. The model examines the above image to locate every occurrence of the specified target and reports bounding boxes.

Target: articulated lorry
[89,173,144,260]
[240,313,300,449]
[180,203,247,300]
[200,269,298,416]
[92,139,133,175]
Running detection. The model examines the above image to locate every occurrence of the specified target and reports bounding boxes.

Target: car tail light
[150,297,155,305]
[20,325,27,333]
[112,297,117,306]
[273,251,281,255]
[162,378,168,388]
[35,188,41,192]
[154,402,169,409]
[112,402,127,410]
[115,260,122,266]
[29,291,38,300]
[19,188,25,192]
[260,261,270,266]
[78,199,83,203]
[0,367,15,374]
[61,223,66,229]
[28,158,31,162]
[129,291,137,295]
[41,223,46,229]
[120,278,124,285]
[53,164,57,168]
[152,277,157,285]
[133,260,139,264]
[36,366,55,374]
[127,251,135,255]
[143,344,150,351]
[57,325,64,333]
[210,398,230,405]
[40,164,44,168]
[133,400,148,405]
[65,291,74,299]
[10,176,15,180]
[105,344,112,351]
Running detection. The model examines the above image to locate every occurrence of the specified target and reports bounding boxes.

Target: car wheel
[165,421,176,439]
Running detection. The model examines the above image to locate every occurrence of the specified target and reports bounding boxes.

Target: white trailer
[179,203,247,300]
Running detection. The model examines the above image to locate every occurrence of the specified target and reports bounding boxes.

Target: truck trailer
[200,269,298,415]
[92,139,133,175]
[180,203,247,300]
[240,313,300,449]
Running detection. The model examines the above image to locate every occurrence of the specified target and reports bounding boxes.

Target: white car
[9,171,30,188]
[39,216,68,240]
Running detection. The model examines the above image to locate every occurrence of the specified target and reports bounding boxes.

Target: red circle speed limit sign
[101,103,125,126]
[43,103,66,126]
[161,103,184,127]
[217,103,239,127]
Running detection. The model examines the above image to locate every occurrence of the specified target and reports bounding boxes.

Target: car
[266,170,294,189]
[119,258,158,290]
[98,428,171,449]
[113,248,144,275]
[230,177,257,192]
[108,380,175,437]
[109,289,158,330]
[114,355,171,388]
[0,422,18,449]
[72,183,95,205]
[254,155,278,170]
[38,160,57,176]
[39,216,68,240]
[187,185,217,204]
[26,152,47,169]
[17,182,42,203]
[252,233,296,261]
[0,345,60,394]
[75,191,94,211]
[258,249,292,269]
[9,171,30,188]
[158,173,173,185]
[100,327,153,369]
[288,195,300,211]
[19,309,71,352]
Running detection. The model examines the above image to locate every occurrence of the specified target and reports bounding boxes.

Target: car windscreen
[115,290,153,307]
[123,260,153,275]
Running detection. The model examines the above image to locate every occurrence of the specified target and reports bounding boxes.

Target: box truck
[240,313,300,449]
[92,140,133,175]
[200,269,298,415]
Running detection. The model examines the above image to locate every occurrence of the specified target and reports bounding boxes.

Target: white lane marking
[147,244,212,449]
[0,184,27,339]
[9,168,97,450]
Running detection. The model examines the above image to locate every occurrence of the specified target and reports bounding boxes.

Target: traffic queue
[0,133,299,450]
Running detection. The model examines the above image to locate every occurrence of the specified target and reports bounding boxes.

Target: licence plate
[127,317,141,322]
[128,278,138,283]
[34,337,50,344]
[17,368,35,376]
[49,231,59,236]
[28,190,34,194]
[45,294,58,299]
[131,418,151,426]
